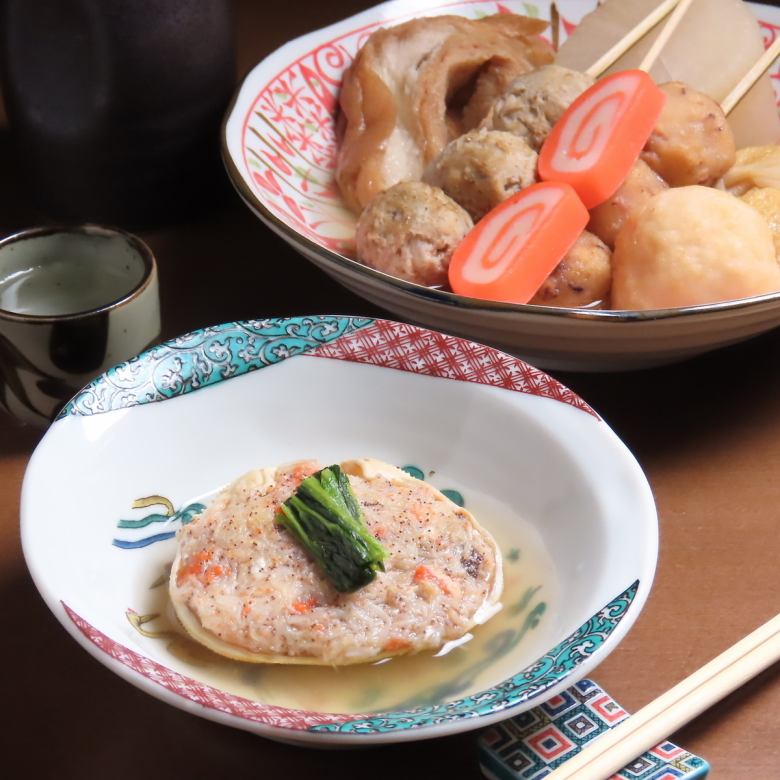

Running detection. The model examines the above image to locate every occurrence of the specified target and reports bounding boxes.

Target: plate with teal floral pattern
[21,315,657,745]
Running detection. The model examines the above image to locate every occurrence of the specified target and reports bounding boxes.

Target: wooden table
[2,2,780,776]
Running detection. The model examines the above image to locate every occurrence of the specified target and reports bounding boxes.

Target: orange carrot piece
[291,597,319,614]
[383,637,412,652]
[538,69,666,208]
[413,564,452,595]
[448,181,588,304]
[176,549,215,585]
[203,565,224,584]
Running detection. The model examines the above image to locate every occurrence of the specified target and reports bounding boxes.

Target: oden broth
[139,489,558,714]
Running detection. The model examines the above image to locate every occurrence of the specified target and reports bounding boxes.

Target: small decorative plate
[479,678,710,779]
[22,316,657,745]
[222,0,780,371]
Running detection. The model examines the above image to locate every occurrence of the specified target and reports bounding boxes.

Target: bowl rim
[221,0,780,324]
[22,314,659,744]
[0,224,157,323]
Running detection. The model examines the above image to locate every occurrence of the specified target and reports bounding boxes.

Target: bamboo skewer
[546,612,780,780]
[584,0,682,79]
[551,1,561,53]
[722,35,780,115]
[637,0,695,73]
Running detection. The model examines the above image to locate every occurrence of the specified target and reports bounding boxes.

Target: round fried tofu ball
[588,160,668,248]
[355,181,473,286]
[612,186,780,310]
[424,130,537,222]
[485,65,594,151]
[529,231,611,308]
[741,187,780,257]
[641,82,736,187]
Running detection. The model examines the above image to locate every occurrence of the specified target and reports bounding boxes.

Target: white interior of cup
[0,230,148,317]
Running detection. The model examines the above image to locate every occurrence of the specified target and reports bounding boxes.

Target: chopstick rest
[478,679,709,780]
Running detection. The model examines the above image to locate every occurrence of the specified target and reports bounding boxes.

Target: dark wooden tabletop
[2,2,780,777]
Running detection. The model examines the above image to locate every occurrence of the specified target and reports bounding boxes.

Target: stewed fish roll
[484,64,595,151]
[355,181,473,286]
[424,129,538,221]
[588,160,668,249]
[170,458,503,666]
[641,82,736,188]
[529,230,612,308]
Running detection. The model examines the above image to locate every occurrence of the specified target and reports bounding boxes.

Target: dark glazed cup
[0,225,160,426]
[0,0,236,227]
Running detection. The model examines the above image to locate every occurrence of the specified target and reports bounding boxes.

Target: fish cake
[170,459,503,666]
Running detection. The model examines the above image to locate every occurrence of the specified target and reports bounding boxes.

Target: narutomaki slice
[169,459,503,666]
[538,70,666,209]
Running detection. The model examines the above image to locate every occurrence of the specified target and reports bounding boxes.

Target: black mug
[0,0,236,227]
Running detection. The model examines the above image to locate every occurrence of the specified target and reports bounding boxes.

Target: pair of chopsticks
[546,612,780,779]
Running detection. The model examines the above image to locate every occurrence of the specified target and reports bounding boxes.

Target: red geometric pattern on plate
[240,1,780,255]
[62,602,354,731]
[308,319,598,418]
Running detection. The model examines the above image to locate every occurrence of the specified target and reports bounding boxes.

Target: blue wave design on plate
[58,315,374,418]
[310,580,639,733]
[112,531,177,549]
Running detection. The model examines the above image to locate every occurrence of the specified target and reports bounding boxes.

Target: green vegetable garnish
[278,465,387,593]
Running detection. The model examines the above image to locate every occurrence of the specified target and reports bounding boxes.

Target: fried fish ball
[641,82,736,187]
[355,181,473,287]
[424,129,538,221]
[529,231,611,308]
[612,186,780,310]
[588,160,668,248]
[484,64,594,151]
[741,187,780,257]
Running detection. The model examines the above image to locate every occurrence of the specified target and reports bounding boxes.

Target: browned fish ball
[529,231,612,308]
[424,129,538,221]
[588,160,668,248]
[355,181,473,287]
[641,81,736,187]
[485,64,595,151]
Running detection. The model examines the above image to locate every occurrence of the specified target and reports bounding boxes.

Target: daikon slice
[556,0,780,148]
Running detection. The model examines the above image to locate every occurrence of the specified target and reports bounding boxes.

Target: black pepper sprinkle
[461,550,484,578]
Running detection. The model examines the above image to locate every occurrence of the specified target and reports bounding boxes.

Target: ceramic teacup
[0,225,160,426]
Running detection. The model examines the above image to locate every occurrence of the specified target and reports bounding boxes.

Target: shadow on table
[555,326,780,469]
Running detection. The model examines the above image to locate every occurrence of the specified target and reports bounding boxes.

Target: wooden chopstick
[637,0,694,73]
[585,0,682,79]
[721,36,780,115]
[546,612,780,780]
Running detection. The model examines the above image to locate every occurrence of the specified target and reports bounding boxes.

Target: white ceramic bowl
[22,315,657,745]
[222,0,780,372]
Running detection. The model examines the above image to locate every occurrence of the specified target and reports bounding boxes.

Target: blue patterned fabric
[479,678,709,779]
